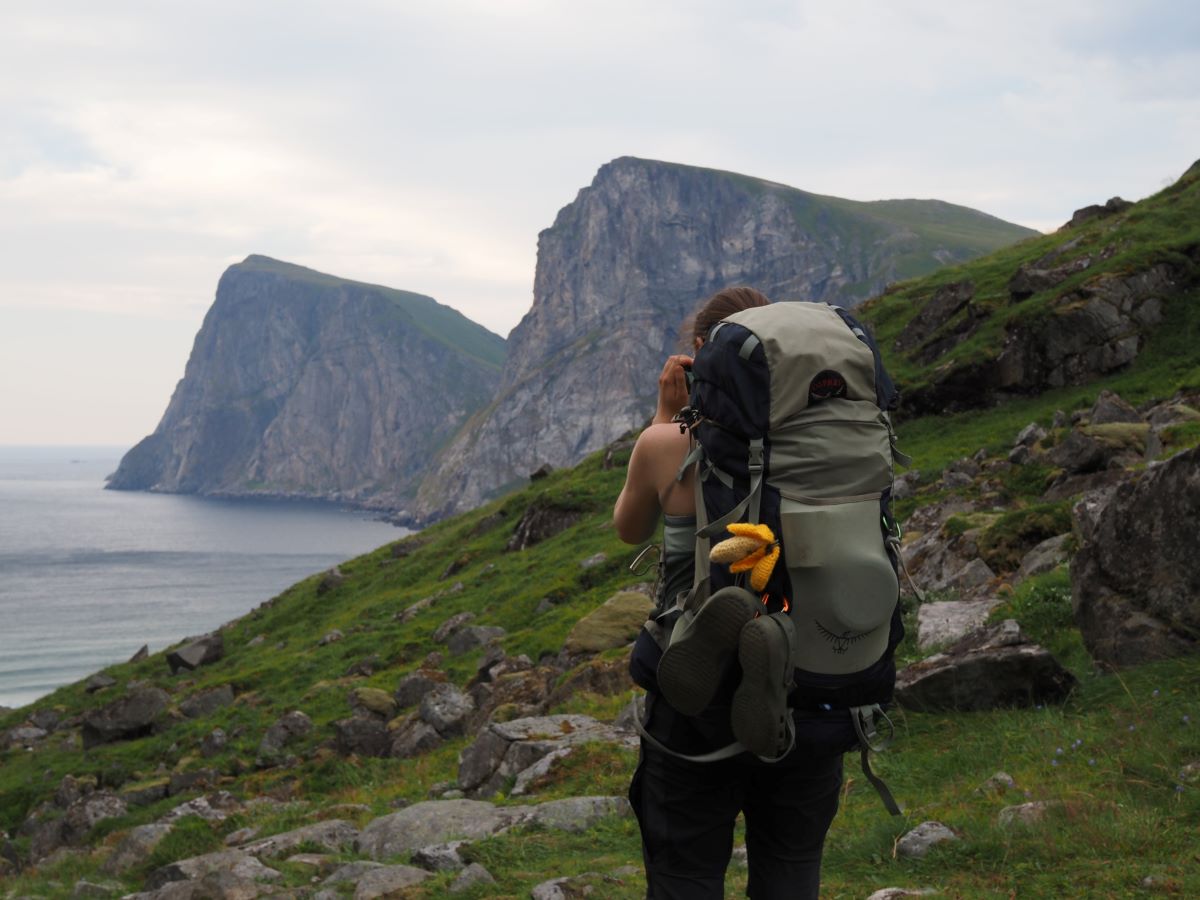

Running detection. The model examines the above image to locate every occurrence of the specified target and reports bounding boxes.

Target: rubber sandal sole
[731,613,793,759]
[657,588,760,716]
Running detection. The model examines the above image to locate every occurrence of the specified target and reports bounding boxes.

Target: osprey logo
[808,370,847,402]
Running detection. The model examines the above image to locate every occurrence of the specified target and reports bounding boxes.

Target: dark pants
[629,739,843,899]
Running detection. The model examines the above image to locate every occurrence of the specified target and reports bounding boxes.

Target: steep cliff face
[108,256,505,508]
[412,157,1035,521]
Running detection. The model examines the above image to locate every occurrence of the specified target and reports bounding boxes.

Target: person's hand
[654,354,693,424]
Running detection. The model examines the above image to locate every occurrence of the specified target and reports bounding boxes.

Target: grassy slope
[4,183,1200,898]
[236,255,507,370]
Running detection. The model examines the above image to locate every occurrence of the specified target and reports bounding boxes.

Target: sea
[0,447,407,710]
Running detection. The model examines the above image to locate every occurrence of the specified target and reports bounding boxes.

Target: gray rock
[144,849,281,891]
[60,792,127,844]
[447,625,507,656]
[167,768,220,796]
[356,800,518,859]
[511,747,573,796]
[896,821,958,858]
[433,611,476,643]
[128,644,150,663]
[317,629,344,646]
[1014,423,1047,447]
[180,685,235,719]
[316,566,346,596]
[256,710,312,765]
[930,558,995,594]
[395,670,445,708]
[866,890,938,900]
[999,800,1064,826]
[517,796,632,833]
[200,728,227,758]
[897,621,1077,712]
[103,823,174,873]
[121,780,169,808]
[81,686,170,748]
[85,673,118,693]
[167,634,224,674]
[419,684,475,737]
[1015,533,1071,583]
[563,591,653,655]
[72,879,122,898]
[323,860,385,884]
[389,717,442,759]
[5,724,47,747]
[411,839,469,871]
[891,470,921,500]
[1089,389,1142,425]
[1071,445,1200,667]
[352,864,430,898]
[580,552,608,569]
[333,715,392,758]
[450,862,495,893]
[238,820,358,858]
[161,792,240,824]
[916,598,1003,651]
[457,714,637,797]
[1007,444,1032,465]
[506,500,584,551]
[977,772,1017,794]
[224,827,260,847]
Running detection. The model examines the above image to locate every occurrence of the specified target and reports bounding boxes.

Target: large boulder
[1071,446,1200,667]
[82,687,170,748]
[896,621,1077,712]
[256,710,313,766]
[179,685,235,719]
[506,499,583,551]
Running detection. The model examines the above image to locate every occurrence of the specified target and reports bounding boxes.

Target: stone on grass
[352,864,430,898]
[1015,534,1071,583]
[447,625,507,655]
[128,644,149,662]
[450,862,496,893]
[144,849,281,891]
[411,839,469,872]
[323,861,385,885]
[506,500,583,551]
[355,800,517,860]
[916,598,1003,651]
[419,683,475,737]
[103,823,173,873]
[563,591,654,655]
[81,686,171,748]
[317,629,344,646]
[166,634,224,674]
[395,670,445,709]
[999,800,1064,827]
[180,685,235,719]
[433,611,476,643]
[896,821,958,858]
[238,820,359,859]
[349,687,397,719]
[866,890,938,900]
[333,715,392,758]
[516,796,631,833]
[389,716,443,758]
[85,673,117,693]
[256,710,312,765]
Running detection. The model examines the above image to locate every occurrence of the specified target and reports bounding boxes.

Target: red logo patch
[808,370,847,402]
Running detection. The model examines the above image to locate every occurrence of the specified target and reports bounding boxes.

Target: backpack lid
[723,303,879,428]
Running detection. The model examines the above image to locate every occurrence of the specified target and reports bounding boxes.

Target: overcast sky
[1,1,1197,445]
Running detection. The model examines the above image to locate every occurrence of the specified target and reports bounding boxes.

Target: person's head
[686,286,771,350]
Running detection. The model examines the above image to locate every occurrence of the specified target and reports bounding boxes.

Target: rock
[72,879,123,898]
[940,470,974,490]
[530,463,554,481]
[1089,389,1142,425]
[225,827,260,846]
[893,280,977,353]
[129,644,150,663]
[85,673,118,693]
[419,684,476,737]
[999,800,1064,826]
[506,500,583,551]
[546,658,633,706]
[1066,196,1132,228]
[385,718,439,760]
[1008,444,1032,465]
[256,710,312,765]
[563,591,654,655]
[180,685,235,719]
[349,687,397,719]
[1014,534,1071,583]
[5,724,47,747]
[579,552,608,569]
[896,821,958,858]
[356,800,519,859]
[168,768,220,796]
[930,558,996,595]
[317,567,346,596]
[55,773,96,808]
[977,772,1017,794]
[450,862,495,892]
[866,890,938,900]
[351,864,430,898]
[897,621,1077,712]
[323,860,385,885]
[82,687,170,748]
[167,634,224,674]
[333,715,392,758]
[104,823,174,873]
[317,629,344,646]
[144,849,281,891]
[434,611,476,643]
[458,714,638,798]
[447,625,507,656]
[1014,423,1047,447]
[246,634,266,648]
[200,728,228,758]
[394,670,445,709]
[916,598,1003,650]
[238,820,359,858]
[411,840,469,872]
[892,470,921,500]
[516,796,632,832]
[161,792,240,823]
[1071,446,1200,667]
[345,654,382,677]
[1007,255,1092,301]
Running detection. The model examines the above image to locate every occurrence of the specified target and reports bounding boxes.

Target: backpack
[638,300,908,814]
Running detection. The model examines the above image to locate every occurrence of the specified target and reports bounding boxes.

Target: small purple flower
[1176,785,1185,793]
[1051,759,1059,767]
[1184,715,1191,725]
[1056,747,1064,755]
[1088,759,1096,766]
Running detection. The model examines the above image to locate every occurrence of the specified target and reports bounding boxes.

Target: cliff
[107,255,505,508]
[412,157,1036,520]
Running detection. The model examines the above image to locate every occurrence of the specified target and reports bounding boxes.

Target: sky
[1,1,1197,446]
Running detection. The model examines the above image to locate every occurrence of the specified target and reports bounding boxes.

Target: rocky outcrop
[1071,445,1200,667]
[108,255,505,511]
[413,157,1034,520]
[81,687,170,748]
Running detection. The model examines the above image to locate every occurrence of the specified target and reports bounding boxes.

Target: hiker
[614,287,842,899]
[615,287,904,899]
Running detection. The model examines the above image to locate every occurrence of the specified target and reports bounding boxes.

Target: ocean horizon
[0,446,407,709]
